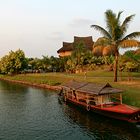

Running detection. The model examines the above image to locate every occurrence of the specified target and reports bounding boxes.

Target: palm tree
[91,9,140,82]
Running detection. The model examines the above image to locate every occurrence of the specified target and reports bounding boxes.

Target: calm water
[0,80,140,140]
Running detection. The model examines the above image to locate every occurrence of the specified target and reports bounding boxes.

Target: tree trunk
[114,51,119,82]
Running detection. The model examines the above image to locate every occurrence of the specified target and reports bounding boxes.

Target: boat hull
[65,97,140,123]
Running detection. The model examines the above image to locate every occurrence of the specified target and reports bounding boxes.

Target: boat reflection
[58,98,140,140]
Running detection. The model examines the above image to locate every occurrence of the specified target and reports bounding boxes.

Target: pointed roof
[57,42,73,53]
[57,36,94,53]
[74,36,94,50]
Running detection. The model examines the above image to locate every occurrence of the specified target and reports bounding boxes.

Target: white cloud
[69,18,95,28]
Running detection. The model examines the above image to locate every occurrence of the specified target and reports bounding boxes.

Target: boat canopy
[62,80,123,95]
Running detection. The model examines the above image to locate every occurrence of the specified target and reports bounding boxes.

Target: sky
[0,0,140,58]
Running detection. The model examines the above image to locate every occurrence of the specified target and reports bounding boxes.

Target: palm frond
[119,39,140,48]
[91,25,111,39]
[117,11,123,21]
[122,32,140,40]
[105,10,122,41]
[105,10,117,32]
[121,15,135,33]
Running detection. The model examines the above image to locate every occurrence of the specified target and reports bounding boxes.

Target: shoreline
[0,78,62,91]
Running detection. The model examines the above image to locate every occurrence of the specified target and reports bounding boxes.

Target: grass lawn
[0,70,140,107]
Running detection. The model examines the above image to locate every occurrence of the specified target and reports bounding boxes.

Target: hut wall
[102,95,110,103]
[96,95,110,105]
[59,51,72,57]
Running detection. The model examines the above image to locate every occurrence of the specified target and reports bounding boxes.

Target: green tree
[58,57,69,72]
[91,9,140,82]
[41,56,51,71]
[124,50,140,73]
[71,42,91,73]
[125,50,140,64]
[0,49,27,74]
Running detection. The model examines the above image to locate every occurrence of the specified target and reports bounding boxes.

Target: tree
[124,50,140,73]
[41,56,51,72]
[125,50,140,65]
[91,9,140,82]
[0,49,27,74]
[71,42,91,73]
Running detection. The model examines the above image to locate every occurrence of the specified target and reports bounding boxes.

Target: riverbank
[0,72,140,107]
[0,77,61,91]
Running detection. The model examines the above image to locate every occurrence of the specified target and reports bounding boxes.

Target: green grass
[0,70,140,107]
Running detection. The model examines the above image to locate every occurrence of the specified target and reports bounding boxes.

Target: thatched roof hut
[73,36,94,51]
[93,37,115,56]
[92,37,116,56]
[102,45,116,56]
[93,45,115,56]
[62,80,123,95]
[57,42,73,53]
[57,36,94,57]
[92,45,104,57]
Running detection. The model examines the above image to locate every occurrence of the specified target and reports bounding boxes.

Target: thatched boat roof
[57,36,94,53]
[62,80,123,95]
[62,80,88,90]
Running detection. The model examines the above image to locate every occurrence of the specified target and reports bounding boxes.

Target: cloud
[48,31,65,40]
[69,18,95,28]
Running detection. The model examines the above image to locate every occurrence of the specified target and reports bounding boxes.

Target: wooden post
[120,93,122,104]
[101,96,103,108]
[76,92,78,101]
[64,90,67,102]
[71,90,73,100]
[86,94,89,104]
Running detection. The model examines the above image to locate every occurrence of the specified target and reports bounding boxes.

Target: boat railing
[95,102,119,108]
[110,94,122,104]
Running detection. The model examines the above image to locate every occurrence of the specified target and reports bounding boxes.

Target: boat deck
[99,104,140,114]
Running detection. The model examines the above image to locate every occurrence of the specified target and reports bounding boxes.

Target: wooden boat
[59,80,140,123]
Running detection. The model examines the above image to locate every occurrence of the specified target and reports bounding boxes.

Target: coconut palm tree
[91,9,140,82]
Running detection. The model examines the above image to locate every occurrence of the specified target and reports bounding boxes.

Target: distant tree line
[0,47,140,75]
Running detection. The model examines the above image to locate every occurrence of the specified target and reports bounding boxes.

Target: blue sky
[0,0,140,58]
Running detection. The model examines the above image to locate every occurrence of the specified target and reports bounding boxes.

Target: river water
[0,80,139,140]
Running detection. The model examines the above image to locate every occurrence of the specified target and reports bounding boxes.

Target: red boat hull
[65,98,140,123]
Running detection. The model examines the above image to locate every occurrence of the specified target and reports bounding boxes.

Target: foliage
[0,49,27,74]
[65,42,91,73]
[26,55,69,73]
[102,55,114,65]
[124,50,140,64]
[120,50,140,72]
[91,9,140,82]
[63,42,115,73]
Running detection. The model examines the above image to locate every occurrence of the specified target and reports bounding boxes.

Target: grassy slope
[0,70,140,107]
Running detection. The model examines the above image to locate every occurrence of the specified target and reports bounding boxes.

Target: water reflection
[0,80,29,94]
[59,100,140,140]
[0,80,139,140]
